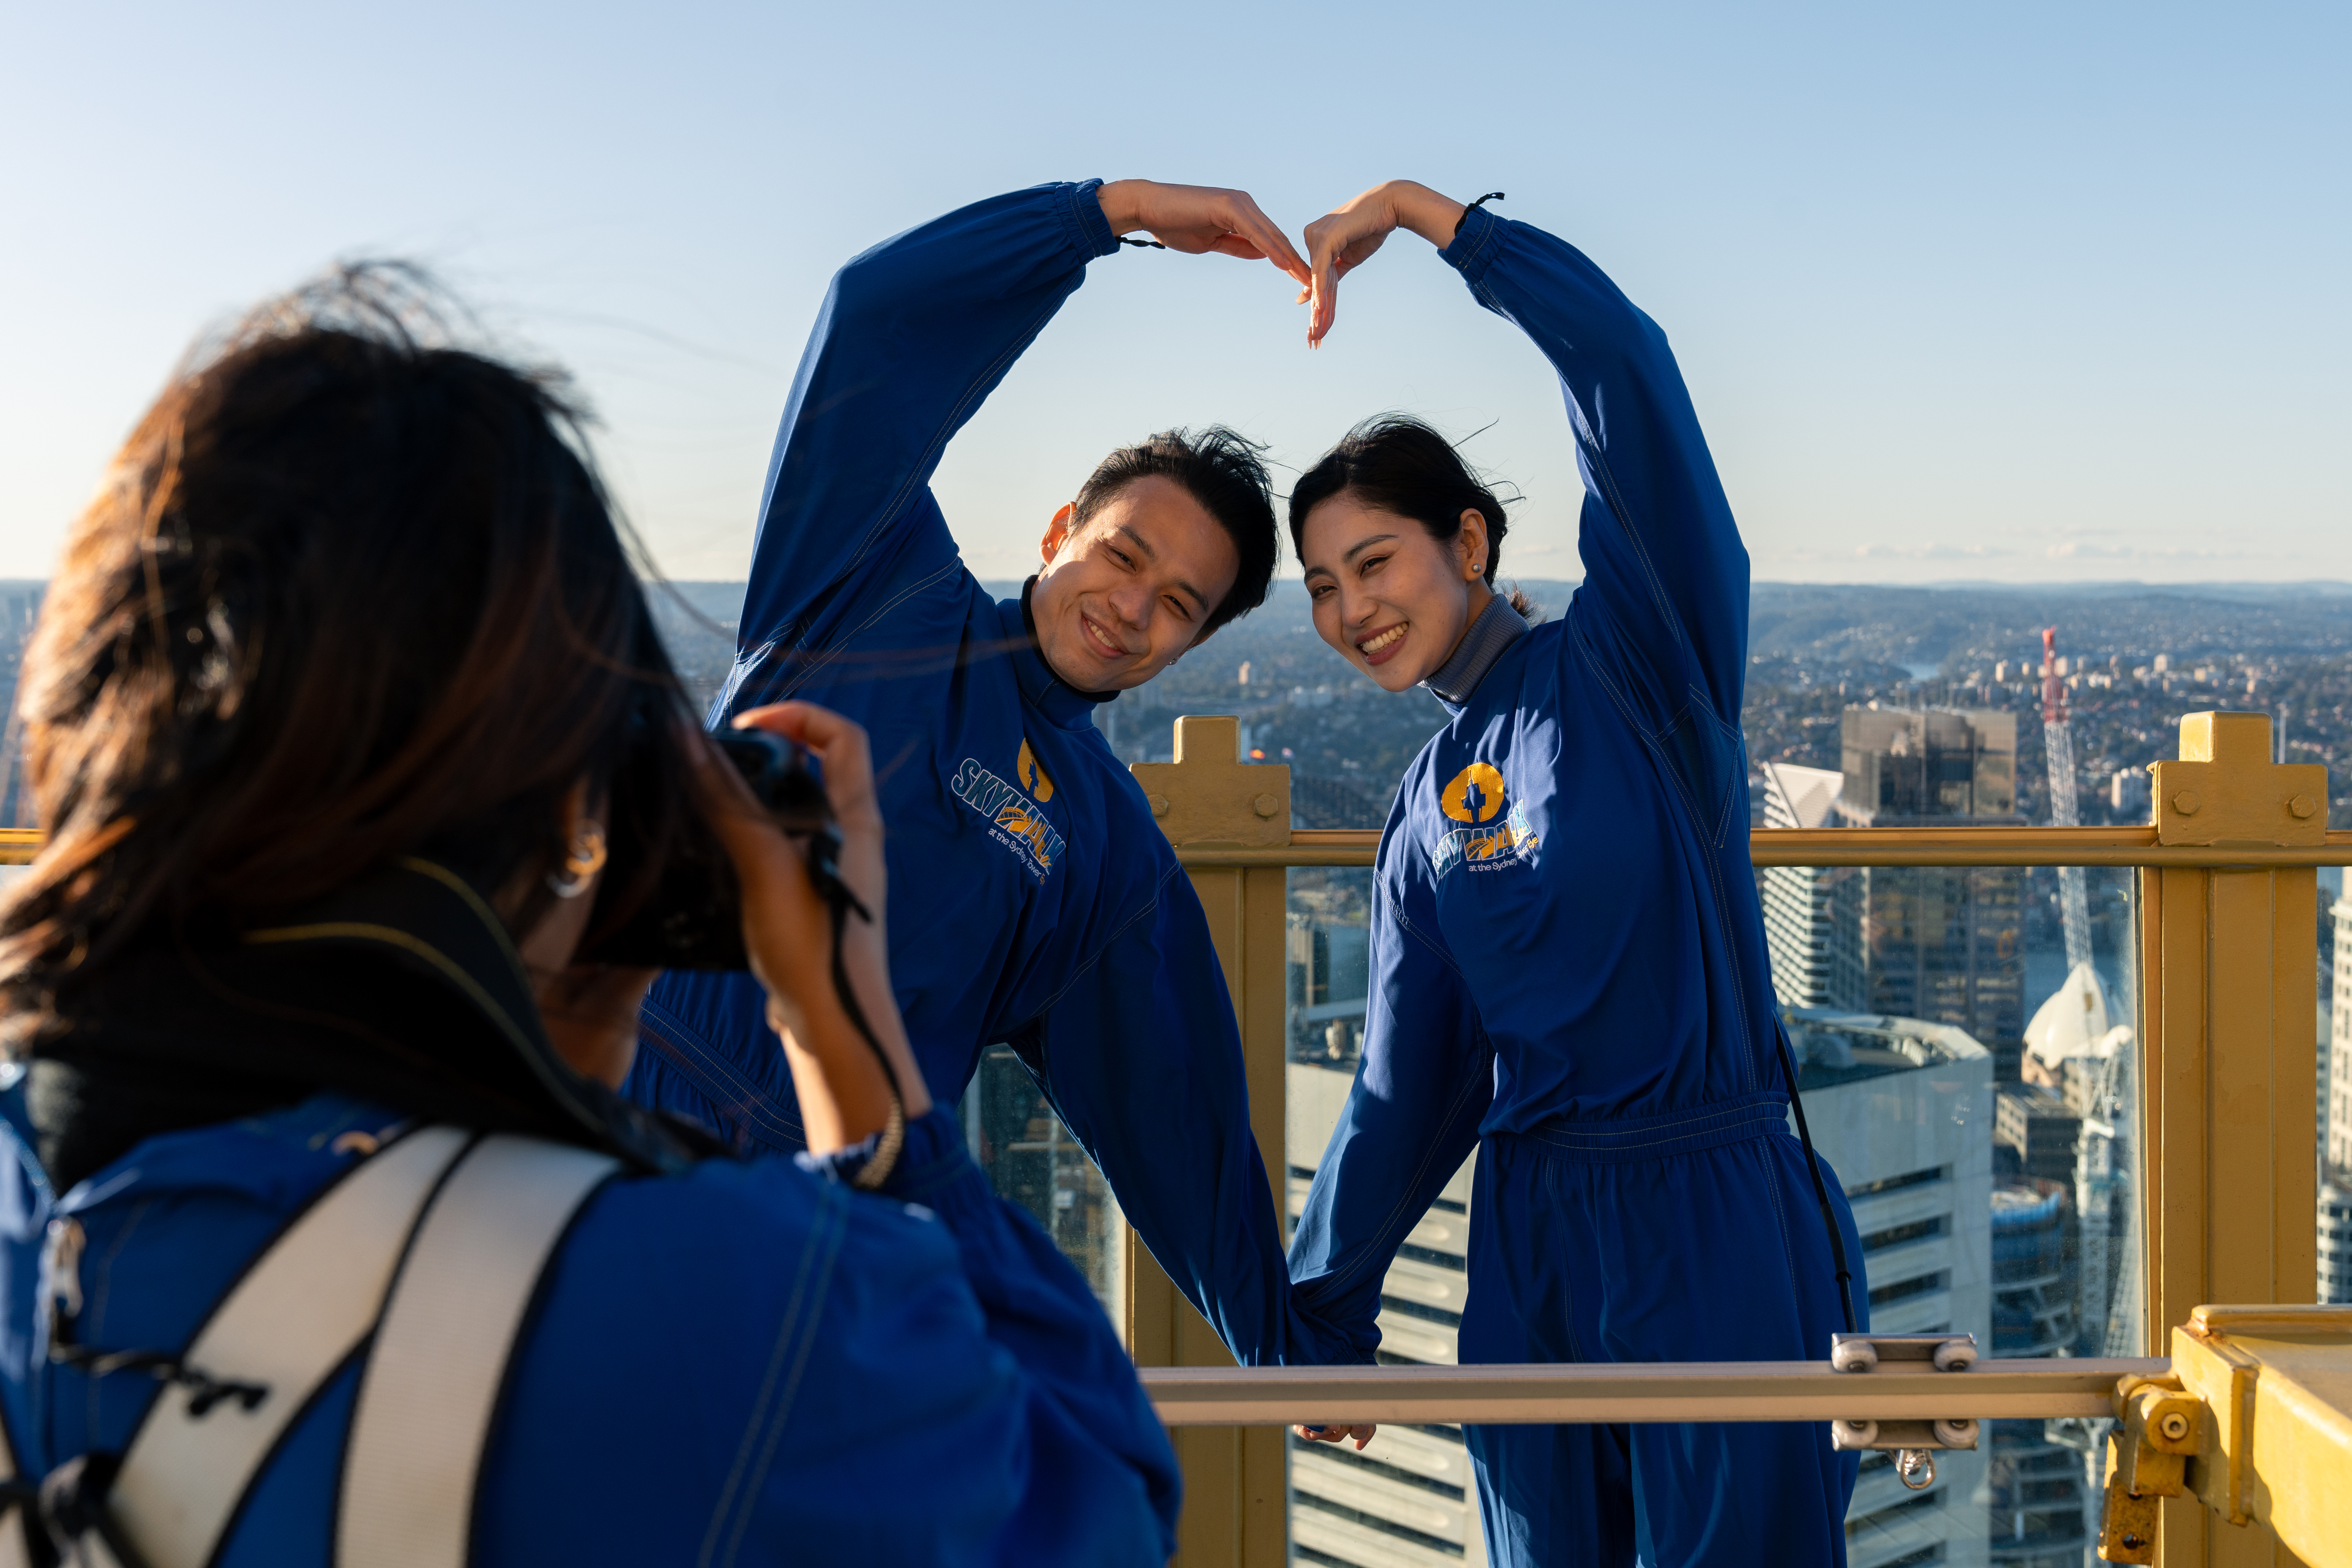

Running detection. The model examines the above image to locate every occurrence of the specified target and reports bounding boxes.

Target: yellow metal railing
[1178,823,2352,870]
[11,822,2348,872]
[1140,709,2347,1568]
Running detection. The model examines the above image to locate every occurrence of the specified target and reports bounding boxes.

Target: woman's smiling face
[1298,492,1491,692]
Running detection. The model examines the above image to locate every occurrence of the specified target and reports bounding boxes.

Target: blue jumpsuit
[1286,205,1868,1566]
[0,1093,1178,1563]
[623,181,1349,1365]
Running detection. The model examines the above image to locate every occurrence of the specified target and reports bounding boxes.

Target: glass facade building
[1835,708,2028,1080]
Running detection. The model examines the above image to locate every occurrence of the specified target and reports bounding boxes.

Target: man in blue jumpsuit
[625,179,1354,1364]
[1283,184,1868,1563]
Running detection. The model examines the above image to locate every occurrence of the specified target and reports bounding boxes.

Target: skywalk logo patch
[952,738,1066,881]
[1428,761,1539,882]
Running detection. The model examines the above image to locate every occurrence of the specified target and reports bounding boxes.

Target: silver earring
[545,822,608,900]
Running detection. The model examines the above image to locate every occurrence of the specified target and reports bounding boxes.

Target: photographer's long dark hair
[0,265,711,1184]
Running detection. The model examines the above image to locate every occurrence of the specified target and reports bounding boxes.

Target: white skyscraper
[2329,895,2352,1174]
[1759,764,1865,1011]
[2322,897,2352,1306]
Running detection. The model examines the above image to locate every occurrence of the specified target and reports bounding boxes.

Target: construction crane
[2042,626,2092,973]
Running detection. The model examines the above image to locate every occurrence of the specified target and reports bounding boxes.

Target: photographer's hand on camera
[705,701,931,1153]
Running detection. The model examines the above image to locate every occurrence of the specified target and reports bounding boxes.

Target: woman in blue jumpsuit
[1283,182,1868,1566]
[0,274,1176,1564]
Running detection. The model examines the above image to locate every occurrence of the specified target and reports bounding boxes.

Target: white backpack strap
[102,1124,474,1568]
[337,1134,619,1568]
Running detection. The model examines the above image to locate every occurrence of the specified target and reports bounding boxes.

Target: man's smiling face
[1030,475,1239,692]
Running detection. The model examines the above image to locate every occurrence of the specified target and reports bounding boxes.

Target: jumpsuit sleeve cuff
[1439,201,1508,286]
[798,1106,985,1210]
[1060,179,1122,262]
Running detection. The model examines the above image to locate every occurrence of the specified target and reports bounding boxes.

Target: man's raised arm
[739,181,1306,665]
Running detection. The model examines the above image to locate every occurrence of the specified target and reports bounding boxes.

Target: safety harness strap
[337,1134,619,1568]
[104,1124,474,1568]
[42,1127,615,1568]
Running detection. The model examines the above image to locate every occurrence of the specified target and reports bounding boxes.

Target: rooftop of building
[1785,1008,1990,1092]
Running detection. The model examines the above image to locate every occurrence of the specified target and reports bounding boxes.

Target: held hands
[702,701,931,1152]
[1296,1422,1379,1450]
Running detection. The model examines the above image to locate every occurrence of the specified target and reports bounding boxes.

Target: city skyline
[2,3,2345,587]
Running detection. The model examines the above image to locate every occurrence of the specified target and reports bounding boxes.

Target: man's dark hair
[1071,426,1278,638]
[1289,415,1533,618]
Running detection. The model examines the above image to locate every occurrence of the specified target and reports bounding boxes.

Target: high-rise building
[2328,896,2352,1174]
[964,1046,1127,1325]
[1985,1182,2092,1567]
[1838,707,2019,823]
[2321,1181,2352,1307]
[2324,897,2352,1307]
[1836,707,2028,1080]
[1758,764,1865,1011]
[1788,1008,1993,1568]
[1995,1085,2081,1183]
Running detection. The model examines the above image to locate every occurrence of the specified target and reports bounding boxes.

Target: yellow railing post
[1130,716,1290,1568]
[2144,711,2326,1567]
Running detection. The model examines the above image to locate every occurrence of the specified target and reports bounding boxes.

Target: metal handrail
[1176,825,2352,869]
[6,824,2346,870]
[1140,1357,2166,1426]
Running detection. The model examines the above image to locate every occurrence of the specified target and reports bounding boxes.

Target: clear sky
[2,1,2344,587]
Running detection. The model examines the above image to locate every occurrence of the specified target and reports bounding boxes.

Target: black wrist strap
[1455,192,1506,236]
[1118,235,1166,250]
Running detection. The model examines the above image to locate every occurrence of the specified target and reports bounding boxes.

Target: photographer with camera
[0,270,1178,1565]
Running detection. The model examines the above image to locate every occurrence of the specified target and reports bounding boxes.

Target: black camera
[581,728,841,970]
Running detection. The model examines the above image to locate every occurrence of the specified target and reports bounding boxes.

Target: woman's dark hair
[1073,426,1278,637]
[1287,415,1533,617]
[0,264,703,1041]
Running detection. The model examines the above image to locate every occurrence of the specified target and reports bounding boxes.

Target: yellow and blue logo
[1429,761,1538,881]
[952,738,1066,881]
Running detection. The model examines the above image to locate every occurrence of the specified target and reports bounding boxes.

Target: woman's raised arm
[1301,180,1752,733]
[1299,180,1466,347]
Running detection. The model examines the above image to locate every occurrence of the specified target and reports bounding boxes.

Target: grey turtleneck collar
[1422,595,1529,707]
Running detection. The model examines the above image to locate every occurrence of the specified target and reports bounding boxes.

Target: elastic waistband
[1504,1091,1791,1164]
